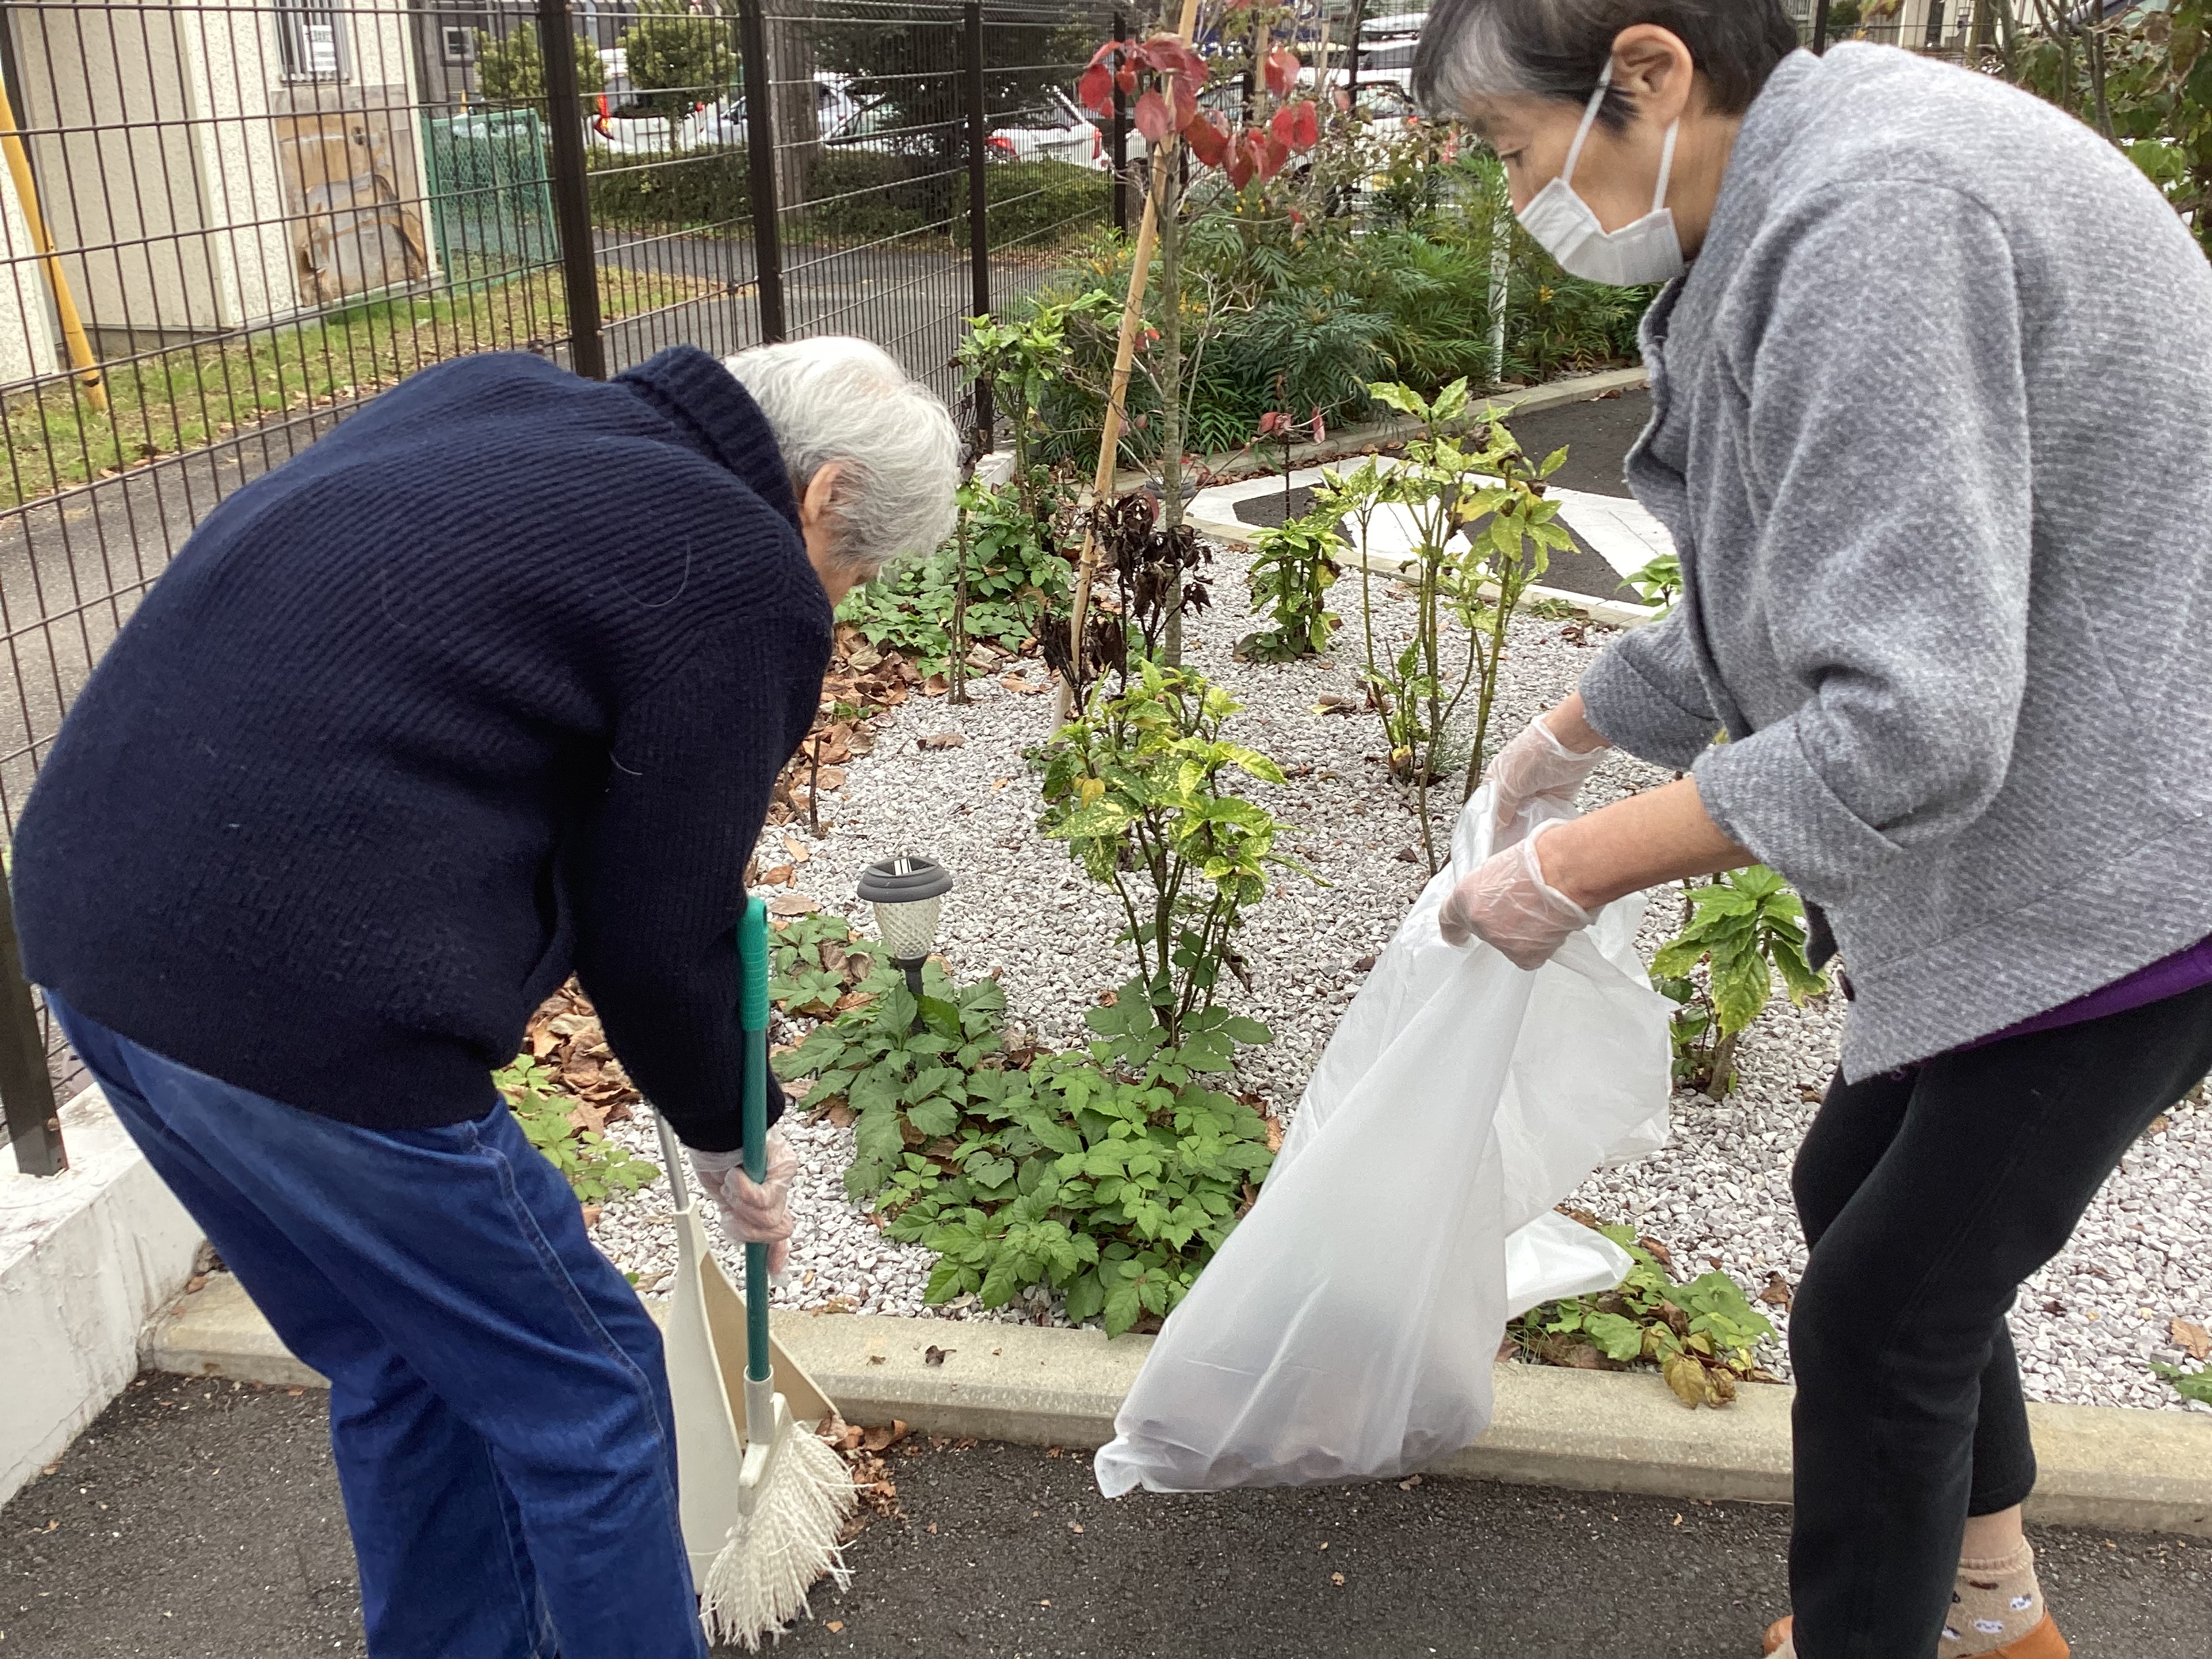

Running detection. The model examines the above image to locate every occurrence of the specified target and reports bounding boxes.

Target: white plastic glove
[1437,819,1593,968]
[689,1128,798,1276]
[1488,712,1609,842]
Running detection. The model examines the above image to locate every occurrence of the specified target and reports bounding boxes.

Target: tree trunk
[764,19,817,213]
[1158,149,1186,668]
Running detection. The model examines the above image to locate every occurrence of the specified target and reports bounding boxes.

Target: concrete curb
[5,1086,202,1507]
[1103,365,1652,496]
[151,1275,2212,1536]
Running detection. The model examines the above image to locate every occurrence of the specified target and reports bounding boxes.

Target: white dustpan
[649,1109,838,1581]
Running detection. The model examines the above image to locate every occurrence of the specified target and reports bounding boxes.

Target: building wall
[9,0,432,348]
[0,146,62,387]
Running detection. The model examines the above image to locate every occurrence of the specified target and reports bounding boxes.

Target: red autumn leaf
[1264,47,1301,100]
[1133,87,1173,142]
[1311,407,1327,443]
[1078,62,1114,115]
[1261,134,1291,180]
[1172,77,1199,131]
[1086,39,1119,68]
[1226,134,1260,189]
[1116,62,1138,96]
[1184,110,1230,167]
[1269,102,1298,148]
[1288,98,1320,151]
[1257,411,1285,436]
[1146,37,1207,81]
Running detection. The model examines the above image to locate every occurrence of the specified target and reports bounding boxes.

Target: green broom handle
[738,895,773,1387]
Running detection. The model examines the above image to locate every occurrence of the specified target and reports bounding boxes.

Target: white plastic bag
[1093,786,1672,1495]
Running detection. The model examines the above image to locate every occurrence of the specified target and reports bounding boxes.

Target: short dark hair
[1413,0,1800,123]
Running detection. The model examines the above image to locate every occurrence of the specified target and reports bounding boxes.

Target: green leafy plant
[1650,866,1828,1097]
[1513,1224,1778,1409]
[495,1054,658,1205]
[872,979,1275,1335]
[2151,1359,2212,1405]
[836,480,1068,674]
[773,958,1010,1200]
[1358,380,1574,872]
[1625,550,1683,614]
[769,944,1279,1336]
[1237,504,1340,663]
[1036,659,1312,1043]
[474,24,605,108]
[2009,0,2212,255]
[768,912,880,1017]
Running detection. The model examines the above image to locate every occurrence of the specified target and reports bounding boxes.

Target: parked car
[827,85,1105,169]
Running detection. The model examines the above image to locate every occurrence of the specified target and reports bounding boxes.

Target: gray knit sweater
[1578,45,2212,1079]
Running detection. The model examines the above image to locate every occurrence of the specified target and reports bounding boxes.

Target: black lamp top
[857,853,954,904]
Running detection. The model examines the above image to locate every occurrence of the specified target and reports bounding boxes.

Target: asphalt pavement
[5,1376,2205,1659]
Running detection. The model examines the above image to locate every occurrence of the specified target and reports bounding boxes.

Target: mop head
[697,1423,859,1650]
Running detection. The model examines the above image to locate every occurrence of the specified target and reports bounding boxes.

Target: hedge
[584,145,1109,249]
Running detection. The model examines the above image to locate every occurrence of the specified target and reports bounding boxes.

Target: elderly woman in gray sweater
[1414,5,2212,1658]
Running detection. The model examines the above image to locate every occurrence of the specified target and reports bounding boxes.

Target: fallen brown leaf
[860,1420,909,1453]
[758,863,796,886]
[2172,1317,2211,1361]
[918,730,967,750]
[1758,1273,1794,1310]
[767,893,820,916]
[1330,1572,1345,1586]
[825,1621,844,1633]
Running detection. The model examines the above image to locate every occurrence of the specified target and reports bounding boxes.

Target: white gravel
[592,533,2212,1412]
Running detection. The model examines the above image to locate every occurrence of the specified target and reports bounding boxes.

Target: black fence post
[1111,10,1128,232]
[0,874,63,1176]
[539,0,605,380]
[1813,0,1832,51]
[964,0,993,450]
[739,0,787,343]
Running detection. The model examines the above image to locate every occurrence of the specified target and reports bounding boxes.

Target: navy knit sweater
[12,346,830,1152]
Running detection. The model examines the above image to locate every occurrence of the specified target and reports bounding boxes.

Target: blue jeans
[52,994,709,1659]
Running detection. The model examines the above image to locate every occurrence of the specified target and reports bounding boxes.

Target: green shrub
[1036,661,1311,1044]
[584,146,1107,247]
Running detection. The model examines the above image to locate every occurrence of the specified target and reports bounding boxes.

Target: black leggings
[1786,979,2212,1659]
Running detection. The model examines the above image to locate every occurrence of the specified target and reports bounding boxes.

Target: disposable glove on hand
[690,1128,798,1276]
[1488,713,1608,841]
[1437,820,1593,968]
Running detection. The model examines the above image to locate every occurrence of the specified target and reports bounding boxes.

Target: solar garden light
[857,853,954,1003]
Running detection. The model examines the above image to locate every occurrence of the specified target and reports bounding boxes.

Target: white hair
[723,336,959,577]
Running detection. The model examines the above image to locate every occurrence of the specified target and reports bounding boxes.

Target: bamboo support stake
[0,76,106,415]
[1057,0,1202,721]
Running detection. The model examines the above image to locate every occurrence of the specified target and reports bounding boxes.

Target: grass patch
[1,262,711,512]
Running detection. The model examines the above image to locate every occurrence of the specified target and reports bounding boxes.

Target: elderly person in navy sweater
[11,337,957,1658]
[1416,4,2212,1659]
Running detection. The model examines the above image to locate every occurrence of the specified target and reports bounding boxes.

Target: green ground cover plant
[1512,1223,1780,1409]
[494,1052,659,1206]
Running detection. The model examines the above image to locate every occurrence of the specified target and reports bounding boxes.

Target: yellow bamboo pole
[1057,0,1203,721]
[0,75,108,415]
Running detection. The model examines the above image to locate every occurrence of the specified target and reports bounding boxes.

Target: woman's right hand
[1488,696,1611,842]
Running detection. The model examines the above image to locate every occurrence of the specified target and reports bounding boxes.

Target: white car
[990,88,1107,169]
[828,85,1105,170]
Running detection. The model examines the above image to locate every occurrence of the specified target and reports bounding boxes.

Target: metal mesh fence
[0,0,1122,1165]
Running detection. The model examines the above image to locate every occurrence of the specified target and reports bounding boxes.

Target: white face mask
[1514,63,1685,288]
